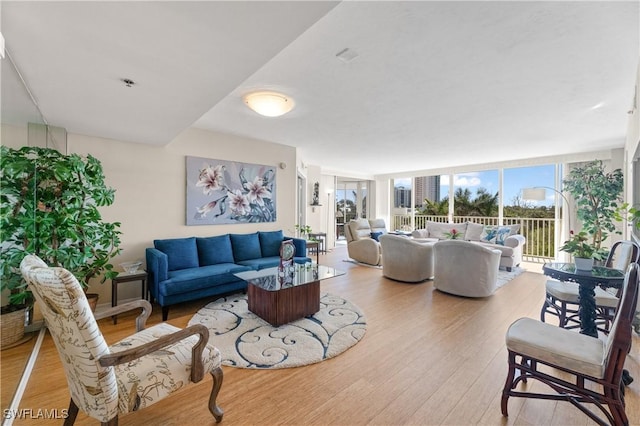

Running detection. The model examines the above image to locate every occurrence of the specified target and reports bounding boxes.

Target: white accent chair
[433,240,501,297]
[379,234,434,282]
[20,255,224,425]
[344,218,383,266]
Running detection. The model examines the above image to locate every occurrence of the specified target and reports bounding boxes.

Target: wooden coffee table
[234,264,344,326]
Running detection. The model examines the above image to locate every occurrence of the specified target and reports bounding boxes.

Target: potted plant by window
[562,160,623,263]
[559,231,597,270]
[1,146,121,346]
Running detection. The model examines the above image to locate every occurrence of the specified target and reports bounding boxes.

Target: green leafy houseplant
[295,224,314,240]
[559,231,597,259]
[562,160,623,261]
[0,146,122,311]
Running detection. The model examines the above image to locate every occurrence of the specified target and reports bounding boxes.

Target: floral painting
[186,156,276,225]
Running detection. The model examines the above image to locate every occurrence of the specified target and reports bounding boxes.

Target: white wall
[55,127,299,302]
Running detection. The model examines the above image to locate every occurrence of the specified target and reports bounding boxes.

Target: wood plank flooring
[6,245,640,425]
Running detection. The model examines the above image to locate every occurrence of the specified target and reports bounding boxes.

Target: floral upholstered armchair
[20,255,224,425]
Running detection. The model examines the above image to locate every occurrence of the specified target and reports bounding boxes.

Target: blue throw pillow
[259,230,284,257]
[230,233,262,262]
[196,235,234,266]
[371,231,383,241]
[154,237,199,271]
[494,226,512,246]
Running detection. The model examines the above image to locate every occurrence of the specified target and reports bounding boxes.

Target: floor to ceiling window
[391,163,563,261]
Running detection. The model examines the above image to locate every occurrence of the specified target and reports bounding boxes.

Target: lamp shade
[243,91,294,117]
[522,188,547,201]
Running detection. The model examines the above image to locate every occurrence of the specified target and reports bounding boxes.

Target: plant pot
[574,257,594,271]
[86,293,99,312]
[1,306,26,349]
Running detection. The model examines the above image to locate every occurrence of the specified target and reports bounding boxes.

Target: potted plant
[1,146,122,345]
[562,160,623,263]
[559,231,597,270]
[295,224,314,240]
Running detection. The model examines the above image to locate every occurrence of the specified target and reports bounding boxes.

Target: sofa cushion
[475,241,515,257]
[161,263,250,296]
[506,224,521,236]
[196,235,234,266]
[427,222,467,240]
[230,232,262,262]
[412,229,429,239]
[465,222,485,241]
[154,237,199,271]
[479,226,513,246]
[495,226,512,245]
[259,230,285,257]
[480,226,498,244]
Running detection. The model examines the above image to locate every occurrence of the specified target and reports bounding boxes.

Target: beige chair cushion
[546,279,620,308]
[368,218,387,234]
[506,317,605,378]
[111,323,221,413]
[347,218,373,241]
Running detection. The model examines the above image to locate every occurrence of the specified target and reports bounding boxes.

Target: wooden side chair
[20,255,224,426]
[540,240,640,333]
[502,262,639,425]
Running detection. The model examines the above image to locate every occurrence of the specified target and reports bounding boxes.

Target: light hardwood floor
[7,245,640,425]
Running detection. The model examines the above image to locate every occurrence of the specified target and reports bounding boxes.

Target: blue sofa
[146,230,310,320]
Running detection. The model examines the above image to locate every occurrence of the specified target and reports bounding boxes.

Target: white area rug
[188,292,366,369]
[496,266,525,289]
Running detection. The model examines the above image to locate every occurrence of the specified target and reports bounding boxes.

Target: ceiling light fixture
[243,91,294,117]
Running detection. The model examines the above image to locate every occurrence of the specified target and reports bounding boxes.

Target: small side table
[306,241,320,264]
[309,232,327,253]
[111,271,148,324]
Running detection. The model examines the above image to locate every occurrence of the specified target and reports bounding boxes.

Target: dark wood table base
[248,280,320,326]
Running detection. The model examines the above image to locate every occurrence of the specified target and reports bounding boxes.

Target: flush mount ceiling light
[243,91,294,117]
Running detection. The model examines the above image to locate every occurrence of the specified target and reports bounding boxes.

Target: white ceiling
[2,1,639,178]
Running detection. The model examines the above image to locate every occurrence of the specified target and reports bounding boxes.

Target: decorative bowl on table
[120,261,143,274]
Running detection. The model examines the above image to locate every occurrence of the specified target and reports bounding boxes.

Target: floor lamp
[522,186,571,260]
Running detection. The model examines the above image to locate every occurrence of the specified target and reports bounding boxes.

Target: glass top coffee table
[234,263,345,326]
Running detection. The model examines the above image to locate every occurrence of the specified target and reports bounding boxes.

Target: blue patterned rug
[188,293,367,369]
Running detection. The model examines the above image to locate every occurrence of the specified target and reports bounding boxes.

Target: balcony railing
[392,214,557,262]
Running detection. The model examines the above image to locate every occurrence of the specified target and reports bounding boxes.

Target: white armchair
[434,240,501,297]
[345,218,382,266]
[379,234,434,282]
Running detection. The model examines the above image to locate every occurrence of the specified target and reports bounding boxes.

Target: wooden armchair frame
[502,263,639,426]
